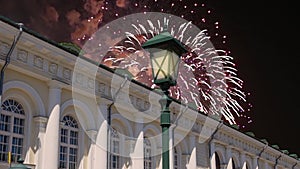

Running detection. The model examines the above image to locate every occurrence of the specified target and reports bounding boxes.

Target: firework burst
[102,17,247,125]
[0,0,253,130]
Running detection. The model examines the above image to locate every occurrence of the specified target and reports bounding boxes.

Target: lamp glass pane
[169,51,179,79]
[152,49,170,80]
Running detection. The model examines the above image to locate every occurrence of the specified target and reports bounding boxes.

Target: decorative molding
[33,55,43,69]
[125,139,136,154]
[33,116,48,132]
[144,101,150,110]
[63,67,71,80]
[98,82,110,97]
[47,79,64,89]
[48,62,58,74]
[75,72,84,85]
[17,49,28,63]
[87,78,94,89]
[0,42,9,58]
[98,82,106,93]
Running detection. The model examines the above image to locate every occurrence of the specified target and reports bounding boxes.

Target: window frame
[110,128,120,169]
[59,115,79,169]
[144,137,153,169]
[0,99,26,164]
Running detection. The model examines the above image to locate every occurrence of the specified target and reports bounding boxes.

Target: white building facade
[0,17,299,169]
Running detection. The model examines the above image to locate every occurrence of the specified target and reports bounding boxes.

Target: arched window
[110,128,120,169]
[215,153,221,169]
[0,99,25,163]
[59,115,79,169]
[144,137,152,169]
[174,147,180,169]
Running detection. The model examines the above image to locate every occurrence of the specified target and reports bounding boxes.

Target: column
[225,147,232,169]
[220,164,227,169]
[87,130,102,169]
[240,152,246,169]
[42,80,61,169]
[210,153,216,169]
[252,156,258,169]
[187,134,197,169]
[257,159,268,169]
[210,141,216,169]
[261,160,268,169]
[33,116,48,169]
[131,118,144,169]
[93,100,111,169]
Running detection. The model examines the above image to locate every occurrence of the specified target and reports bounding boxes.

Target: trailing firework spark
[102,18,246,125]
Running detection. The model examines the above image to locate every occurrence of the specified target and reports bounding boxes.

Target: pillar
[92,100,112,169]
[131,117,144,169]
[210,141,216,169]
[187,134,197,169]
[240,152,246,169]
[87,130,104,169]
[261,160,268,169]
[42,80,61,169]
[221,164,227,169]
[252,156,258,169]
[225,159,232,169]
[225,147,232,169]
[33,116,48,169]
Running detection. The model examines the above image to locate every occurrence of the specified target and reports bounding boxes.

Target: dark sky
[213,1,300,155]
[0,0,299,156]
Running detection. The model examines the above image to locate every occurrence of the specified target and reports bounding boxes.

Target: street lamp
[142,30,187,169]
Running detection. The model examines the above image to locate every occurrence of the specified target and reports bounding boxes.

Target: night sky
[0,0,299,156]
[213,1,300,155]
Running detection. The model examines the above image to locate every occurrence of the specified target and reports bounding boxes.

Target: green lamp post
[9,158,29,169]
[142,30,187,169]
